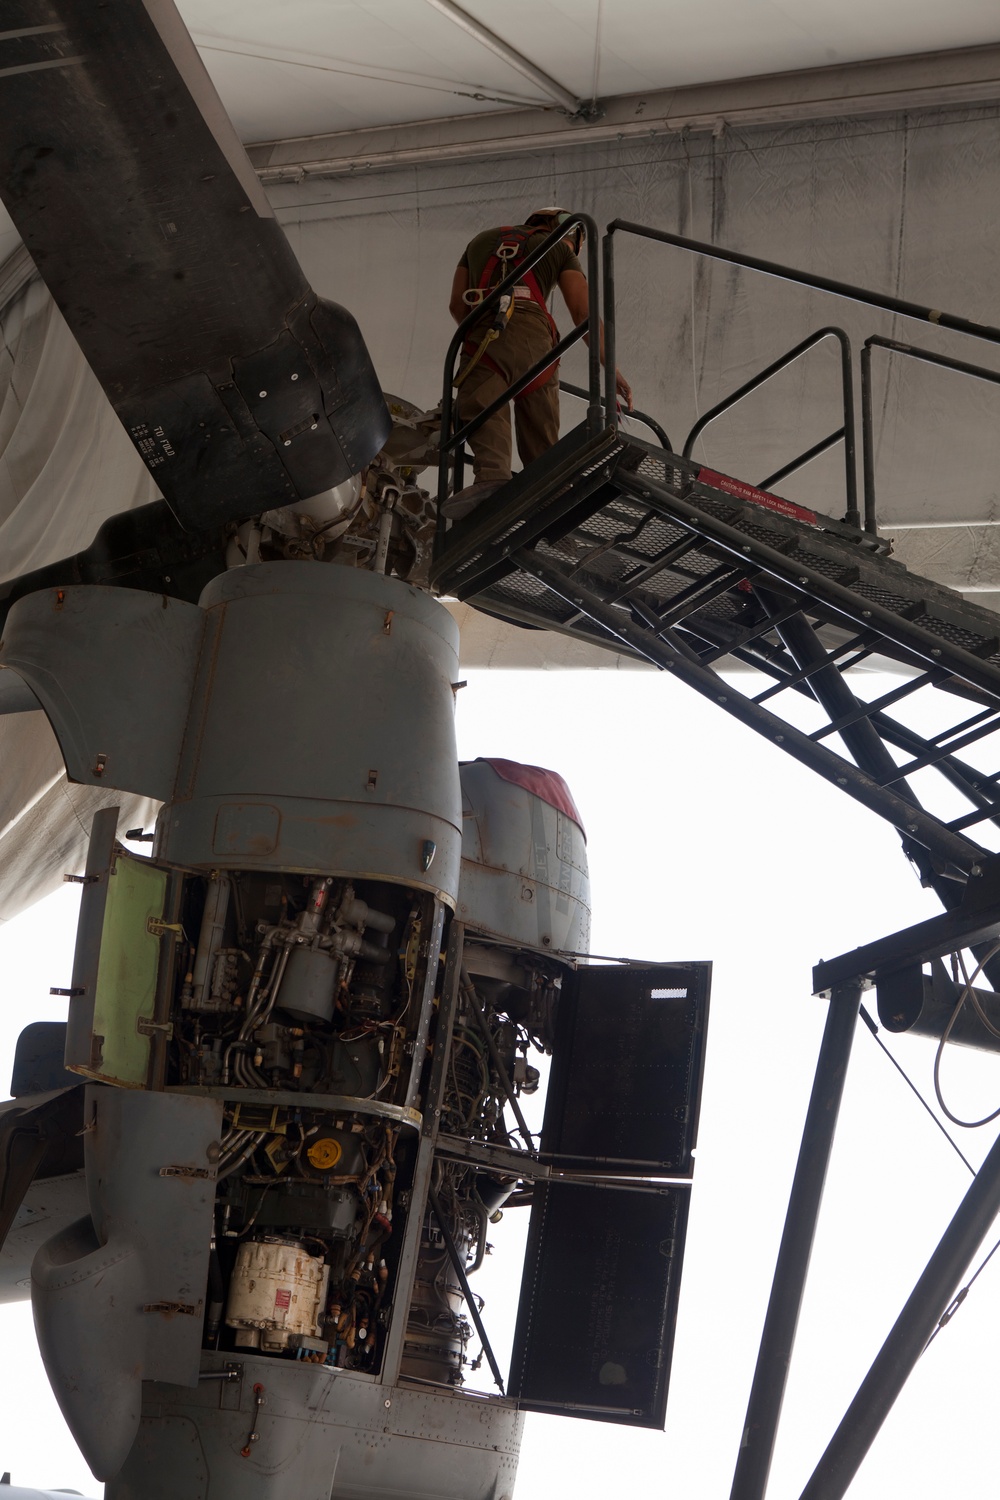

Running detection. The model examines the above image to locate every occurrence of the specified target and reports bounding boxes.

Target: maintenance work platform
[433,212,1000,1500]
[437,215,1000,905]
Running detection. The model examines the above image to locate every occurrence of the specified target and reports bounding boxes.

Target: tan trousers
[456,302,560,484]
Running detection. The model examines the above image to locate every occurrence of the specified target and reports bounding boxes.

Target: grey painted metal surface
[456,760,591,954]
[157,563,463,902]
[63,809,123,1082]
[0,562,464,904]
[109,1354,521,1500]
[0,561,528,1493]
[0,586,202,800]
[0,1170,85,1304]
[32,1088,222,1479]
[0,669,42,714]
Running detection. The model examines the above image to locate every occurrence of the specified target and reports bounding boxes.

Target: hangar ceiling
[176,0,1000,143]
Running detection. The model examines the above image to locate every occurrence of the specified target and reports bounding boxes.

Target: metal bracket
[146,916,184,938]
[137,1018,173,1039]
[198,1363,242,1383]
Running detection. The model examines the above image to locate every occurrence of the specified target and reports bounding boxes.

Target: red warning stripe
[697,468,818,527]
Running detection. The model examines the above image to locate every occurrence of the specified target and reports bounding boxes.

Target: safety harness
[454,225,560,397]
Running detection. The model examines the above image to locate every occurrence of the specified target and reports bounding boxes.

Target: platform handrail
[861,335,1000,535]
[559,379,672,451]
[437,213,601,517]
[679,326,858,527]
[604,219,1000,348]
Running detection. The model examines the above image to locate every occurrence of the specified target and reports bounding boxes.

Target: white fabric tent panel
[0,712,158,925]
[0,281,161,583]
[0,280,162,922]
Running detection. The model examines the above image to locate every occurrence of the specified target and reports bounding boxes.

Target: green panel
[88,856,169,1088]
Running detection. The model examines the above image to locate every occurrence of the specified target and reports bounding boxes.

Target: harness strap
[478,227,558,334]
[456,226,560,399]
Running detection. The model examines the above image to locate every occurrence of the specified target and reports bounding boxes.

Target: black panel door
[509,960,711,1427]
[540,961,711,1175]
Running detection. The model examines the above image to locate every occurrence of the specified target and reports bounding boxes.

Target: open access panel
[509,961,710,1427]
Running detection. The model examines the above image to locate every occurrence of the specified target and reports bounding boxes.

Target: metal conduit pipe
[218,1132,268,1181]
[730,980,863,1500]
[420,0,583,115]
[755,594,917,792]
[798,1120,1000,1500]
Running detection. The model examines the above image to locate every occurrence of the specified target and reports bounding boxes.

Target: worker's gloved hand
[615,368,633,411]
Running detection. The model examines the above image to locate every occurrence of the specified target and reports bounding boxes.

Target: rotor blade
[0,0,390,528]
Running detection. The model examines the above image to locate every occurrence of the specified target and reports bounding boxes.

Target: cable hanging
[933,942,1000,1129]
[924,1229,1000,1352]
[859,1005,974,1175]
[861,954,1000,1353]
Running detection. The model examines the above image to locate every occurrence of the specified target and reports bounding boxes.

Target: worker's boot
[440,479,502,521]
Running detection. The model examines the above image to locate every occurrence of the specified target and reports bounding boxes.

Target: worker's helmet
[526,207,584,254]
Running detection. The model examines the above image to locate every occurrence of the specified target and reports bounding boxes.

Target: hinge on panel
[137,1018,173,1039]
[159,1164,213,1180]
[146,916,183,938]
[143,1301,197,1316]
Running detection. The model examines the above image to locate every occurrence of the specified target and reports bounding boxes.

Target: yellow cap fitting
[307,1137,343,1170]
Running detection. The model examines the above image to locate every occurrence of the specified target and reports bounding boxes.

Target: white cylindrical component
[225,1237,329,1353]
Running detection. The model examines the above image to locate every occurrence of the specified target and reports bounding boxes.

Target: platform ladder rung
[751,628,877,705]
[808,668,946,743]
[875,713,1000,787]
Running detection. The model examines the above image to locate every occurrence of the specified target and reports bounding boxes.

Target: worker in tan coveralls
[443,208,633,519]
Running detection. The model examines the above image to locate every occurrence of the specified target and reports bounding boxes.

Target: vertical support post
[798,1118,1000,1500]
[379,1134,437,1385]
[729,979,863,1500]
[584,219,603,434]
[602,229,618,432]
[428,1183,506,1394]
[403,898,447,1112]
[64,806,120,1074]
[860,343,878,534]
[381,918,463,1386]
[836,332,859,530]
[423,920,465,1142]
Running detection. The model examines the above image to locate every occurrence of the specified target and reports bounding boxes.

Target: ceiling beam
[247,42,1000,184]
[420,0,585,116]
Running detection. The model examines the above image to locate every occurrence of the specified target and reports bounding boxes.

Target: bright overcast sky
[2,668,1000,1498]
